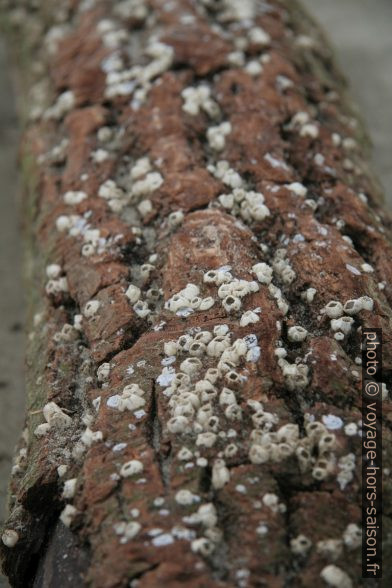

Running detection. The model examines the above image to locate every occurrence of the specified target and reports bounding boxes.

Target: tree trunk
[1,0,391,586]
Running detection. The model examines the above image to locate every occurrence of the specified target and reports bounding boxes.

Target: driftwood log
[1,0,391,586]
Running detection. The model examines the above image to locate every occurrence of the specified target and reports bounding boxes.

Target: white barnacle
[290,534,312,556]
[300,123,319,138]
[252,262,273,284]
[359,296,374,311]
[1,529,19,548]
[123,383,146,397]
[222,295,242,313]
[163,340,177,357]
[56,215,72,232]
[43,402,72,428]
[225,370,243,387]
[81,427,103,446]
[320,565,352,588]
[138,199,153,217]
[275,347,287,359]
[343,523,362,550]
[131,172,163,197]
[98,179,124,200]
[240,310,260,327]
[344,422,358,436]
[312,457,331,480]
[195,503,218,528]
[181,85,220,118]
[225,404,242,421]
[180,357,202,376]
[60,504,78,527]
[83,300,100,318]
[146,288,162,302]
[210,160,243,189]
[45,277,69,296]
[167,415,190,434]
[189,341,206,357]
[213,324,230,337]
[248,26,271,46]
[343,298,363,315]
[207,336,230,358]
[191,537,215,556]
[178,446,193,461]
[212,459,230,489]
[227,50,245,67]
[63,190,87,205]
[199,297,215,310]
[62,478,77,499]
[175,489,200,506]
[196,432,217,448]
[287,182,308,197]
[218,192,234,209]
[330,316,354,335]
[203,370,218,387]
[301,287,317,303]
[140,263,155,279]
[57,464,68,477]
[207,121,232,151]
[34,423,51,437]
[249,444,270,464]
[245,60,263,76]
[246,346,261,363]
[262,493,286,513]
[287,326,308,342]
[130,156,152,179]
[82,243,95,257]
[176,334,193,352]
[316,538,343,560]
[133,300,151,318]
[122,521,141,541]
[203,270,218,284]
[318,433,337,454]
[224,443,238,458]
[120,460,144,478]
[273,254,296,285]
[182,283,200,299]
[97,362,110,382]
[168,210,184,228]
[121,394,146,412]
[277,423,299,444]
[232,338,248,356]
[196,404,214,427]
[46,263,62,279]
[189,296,202,310]
[45,90,75,120]
[361,263,374,273]
[125,284,141,304]
[218,386,236,405]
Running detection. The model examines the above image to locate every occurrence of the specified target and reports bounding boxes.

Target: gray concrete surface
[0,1,391,585]
[302,0,392,205]
[0,39,24,588]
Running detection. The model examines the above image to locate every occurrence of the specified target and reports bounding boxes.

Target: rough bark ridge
[1,0,392,586]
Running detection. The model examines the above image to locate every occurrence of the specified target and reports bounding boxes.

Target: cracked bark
[1,0,392,587]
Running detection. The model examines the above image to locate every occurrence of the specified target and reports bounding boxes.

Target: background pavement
[0,1,391,585]
[302,0,392,204]
[0,38,24,588]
